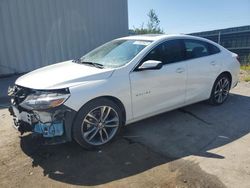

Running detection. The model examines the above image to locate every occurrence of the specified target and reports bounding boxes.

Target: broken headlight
[19,90,70,110]
[7,86,16,96]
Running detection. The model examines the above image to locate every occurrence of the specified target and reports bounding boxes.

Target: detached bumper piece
[34,121,64,137]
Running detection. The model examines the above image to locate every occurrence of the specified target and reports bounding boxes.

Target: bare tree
[133,9,164,34]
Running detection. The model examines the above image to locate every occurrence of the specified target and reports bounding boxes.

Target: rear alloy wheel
[73,98,122,149]
[209,75,231,105]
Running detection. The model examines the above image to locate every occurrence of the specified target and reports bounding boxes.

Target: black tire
[73,98,123,149]
[209,74,231,105]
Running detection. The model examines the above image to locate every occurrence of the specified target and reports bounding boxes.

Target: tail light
[236,55,240,63]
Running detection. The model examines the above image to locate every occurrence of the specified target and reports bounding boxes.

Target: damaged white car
[9,34,240,149]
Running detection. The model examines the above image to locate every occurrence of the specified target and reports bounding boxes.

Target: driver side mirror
[138,60,163,71]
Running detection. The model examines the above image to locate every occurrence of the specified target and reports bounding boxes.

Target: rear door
[183,39,222,103]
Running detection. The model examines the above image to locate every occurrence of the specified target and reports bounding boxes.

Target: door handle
[176,68,185,73]
[210,61,216,65]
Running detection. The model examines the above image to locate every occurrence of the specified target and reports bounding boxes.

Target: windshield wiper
[80,60,104,69]
[73,59,104,69]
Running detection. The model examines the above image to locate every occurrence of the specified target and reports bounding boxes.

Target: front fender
[64,76,132,123]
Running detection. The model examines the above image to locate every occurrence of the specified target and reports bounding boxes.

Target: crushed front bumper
[9,104,77,144]
[8,85,77,144]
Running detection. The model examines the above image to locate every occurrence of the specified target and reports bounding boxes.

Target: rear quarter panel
[220,50,240,88]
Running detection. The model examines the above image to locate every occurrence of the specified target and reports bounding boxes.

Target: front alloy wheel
[73,98,122,149]
[81,106,119,146]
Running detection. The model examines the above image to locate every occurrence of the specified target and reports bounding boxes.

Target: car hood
[15,60,114,90]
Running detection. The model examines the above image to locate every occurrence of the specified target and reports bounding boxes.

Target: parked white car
[9,34,240,149]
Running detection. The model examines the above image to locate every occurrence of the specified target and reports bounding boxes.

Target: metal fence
[190,26,250,65]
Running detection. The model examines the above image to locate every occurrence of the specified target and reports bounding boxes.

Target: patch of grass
[240,65,250,71]
[244,76,250,82]
[240,65,250,82]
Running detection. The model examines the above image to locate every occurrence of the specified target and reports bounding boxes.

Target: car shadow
[20,93,250,186]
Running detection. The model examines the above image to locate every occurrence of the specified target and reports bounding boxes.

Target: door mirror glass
[138,60,162,71]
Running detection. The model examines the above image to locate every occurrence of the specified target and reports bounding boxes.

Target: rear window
[207,43,221,55]
[184,39,220,60]
[184,40,210,59]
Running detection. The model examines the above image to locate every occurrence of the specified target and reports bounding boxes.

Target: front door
[129,39,187,119]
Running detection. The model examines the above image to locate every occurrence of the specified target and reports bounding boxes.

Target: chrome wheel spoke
[105,117,119,124]
[87,128,99,141]
[100,106,106,121]
[84,127,96,137]
[214,90,220,97]
[104,123,119,128]
[218,80,222,89]
[86,113,99,123]
[222,80,229,89]
[101,106,111,122]
[99,130,104,143]
[103,128,109,139]
[219,93,223,103]
[84,118,97,126]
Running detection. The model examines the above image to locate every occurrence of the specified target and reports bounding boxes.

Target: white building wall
[0,0,128,75]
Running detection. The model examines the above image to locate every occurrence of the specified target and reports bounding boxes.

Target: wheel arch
[101,95,127,125]
[209,71,232,98]
[72,95,126,126]
[217,71,232,87]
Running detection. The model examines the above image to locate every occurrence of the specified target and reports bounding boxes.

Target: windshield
[80,40,151,68]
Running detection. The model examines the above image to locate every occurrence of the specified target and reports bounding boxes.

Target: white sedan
[9,34,240,149]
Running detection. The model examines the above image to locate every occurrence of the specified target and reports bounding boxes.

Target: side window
[142,43,163,62]
[184,40,210,59]
[142,40,185,65]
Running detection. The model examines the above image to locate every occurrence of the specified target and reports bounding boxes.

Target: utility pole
[218,31,221,44]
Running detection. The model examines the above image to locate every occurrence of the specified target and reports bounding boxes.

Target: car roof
[118,34,213,43]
